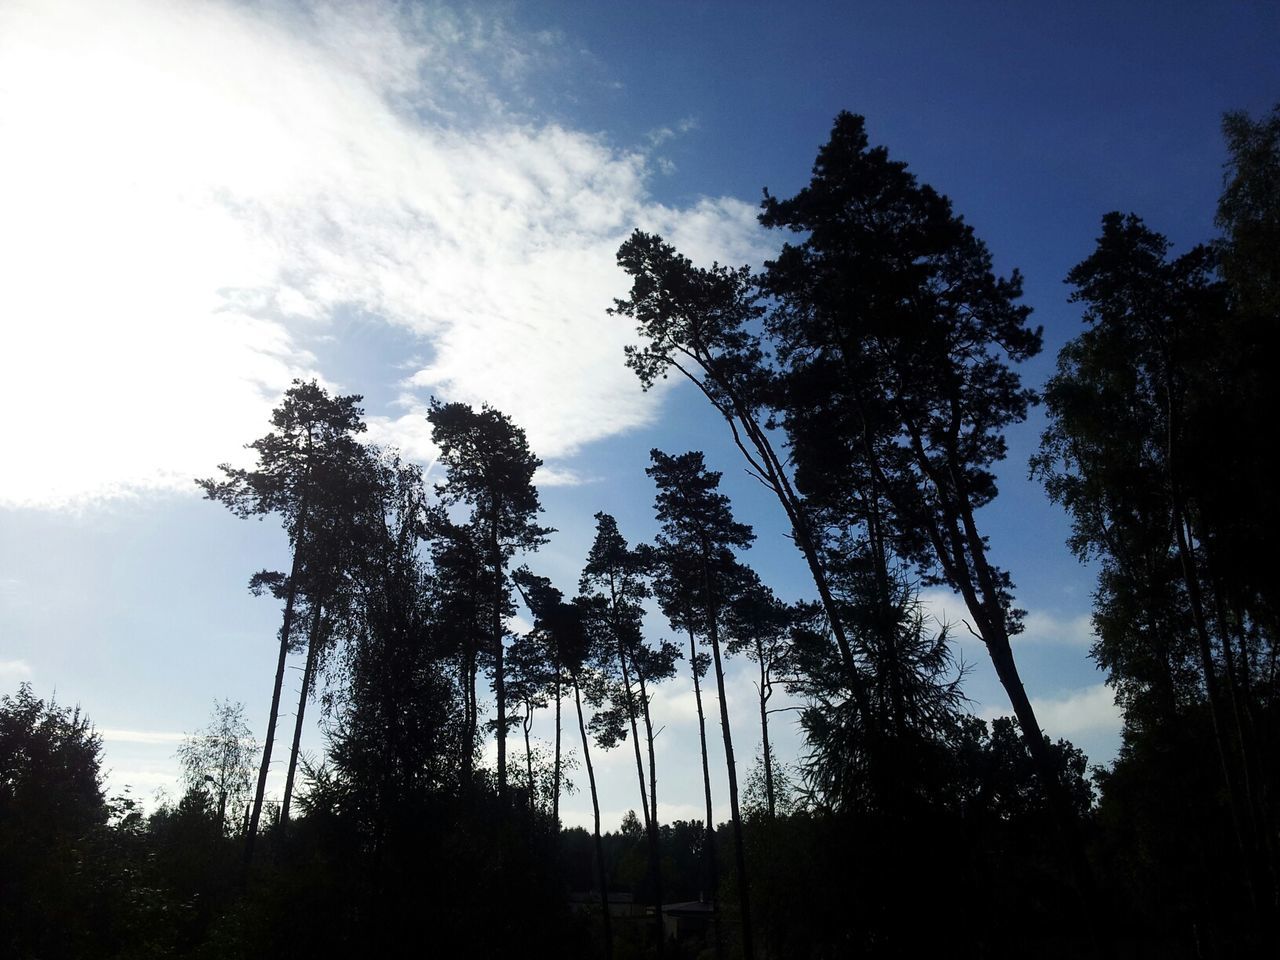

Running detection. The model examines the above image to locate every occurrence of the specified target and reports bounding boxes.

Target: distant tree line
[1,102,1275,959]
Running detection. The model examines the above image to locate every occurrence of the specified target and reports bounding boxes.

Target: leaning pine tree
[758,112,1096,912]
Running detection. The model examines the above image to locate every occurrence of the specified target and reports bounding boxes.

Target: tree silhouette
[515,569,615,959]
[428,400,550,804]
[198,379,368,870]
[614,233,874,724]
[648,448,757,960]
[579,512,676,952]
[1036,209,1278,919]
[506,629,553,819]
[723,569,791,821]
[642,537,723,955]
[754,112,1109,912]
[320,450,460,852]
[429,515,491,785]
[0,684,109,958]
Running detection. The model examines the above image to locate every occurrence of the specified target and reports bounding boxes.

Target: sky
[2,0,1277,831]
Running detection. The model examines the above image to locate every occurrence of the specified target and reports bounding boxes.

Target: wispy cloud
[0,0,768,508]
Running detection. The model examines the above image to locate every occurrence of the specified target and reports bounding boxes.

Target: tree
[580,514,656,832]
[642,537,723,955]
[199,379,369,869]
[516,569,614,959]
[428,400,550,804]
[614,233,873,722]
[579,512,677,952]
[177,699,257,834]
[0,684,108,958]
[648,448,757,960]
[506,629,553,820]
[1035,209,1278,920]
[513,564,574,826]
[1218,103,1280,322]
[430,515,492,785]
[755,112,1107,909]
[723,569,792,822]
[319,449,462,852]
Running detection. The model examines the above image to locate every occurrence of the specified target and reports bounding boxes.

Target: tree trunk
[688,618,723,960]
[618,642,652,830]
[492,506,507,804]
[1172,504,1261,908]
[702,554,754,960]
[280,599,324,828]
[553,655,562,828]
[638,672,667,956]
[609,574,652,831]
[756,644,775,821]
[244,509,308,873]
[574,677,613,960]
[524,707,536,820]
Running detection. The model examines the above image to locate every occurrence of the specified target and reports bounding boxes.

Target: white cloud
[533,464,595,488]
[0,659,33,682]
[1020,609,1095,647]
[980,682,1121,739]
[0,0,768,509]
[105,768,184,796]
[99,728,188,745]
[919,588,1095,648]
[506,613,535,636]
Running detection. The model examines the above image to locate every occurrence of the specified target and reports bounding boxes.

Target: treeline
[1,103,1276,959]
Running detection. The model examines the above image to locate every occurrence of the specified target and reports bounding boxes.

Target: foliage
[176,698,256,832]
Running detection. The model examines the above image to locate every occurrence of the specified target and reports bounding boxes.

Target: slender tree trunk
[608,575,652,831]
[524,707,536,820]
[553,657,562,828]
[688,619,722,959]
[280,599,324,828]
[755,644,775,821]
[461,641,477,788]
[618,643,652,830]
[574,677,613,960]
[702,554,754,960]
[244,510,308,872]
[637,672,666,956]
[1172,504,1262,908]
[492,506,507,804]
[639,673,659,828]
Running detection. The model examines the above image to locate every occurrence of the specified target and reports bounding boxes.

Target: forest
[2,103,1277,959]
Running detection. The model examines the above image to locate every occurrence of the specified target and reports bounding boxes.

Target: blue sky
[1,0,1276,830]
